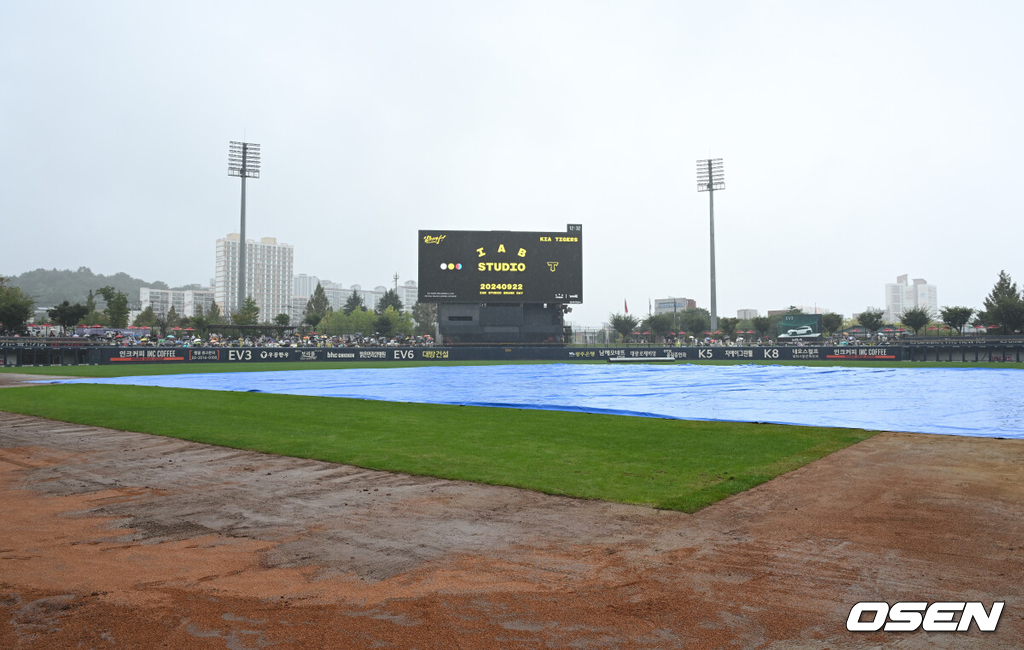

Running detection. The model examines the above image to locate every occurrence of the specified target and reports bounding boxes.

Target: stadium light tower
[228,141,261,313]
[697,158,724,332]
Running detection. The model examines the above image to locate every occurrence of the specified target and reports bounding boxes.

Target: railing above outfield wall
[3,343,1024,367]
[902,343,1023,363]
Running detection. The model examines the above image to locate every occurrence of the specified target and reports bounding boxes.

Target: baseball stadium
[1,227,1022,648]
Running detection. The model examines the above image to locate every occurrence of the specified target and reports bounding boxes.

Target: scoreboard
[418,225,583,304]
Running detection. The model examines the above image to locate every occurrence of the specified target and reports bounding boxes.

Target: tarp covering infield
[46,364,1024,439]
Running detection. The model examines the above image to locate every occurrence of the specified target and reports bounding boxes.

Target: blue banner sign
[93,345,904,365]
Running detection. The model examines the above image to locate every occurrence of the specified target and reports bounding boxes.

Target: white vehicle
[787,325,814,336]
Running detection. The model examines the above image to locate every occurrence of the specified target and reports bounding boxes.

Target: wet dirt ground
[1,373,1023,648]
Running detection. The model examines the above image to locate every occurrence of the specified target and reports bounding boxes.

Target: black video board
[418,225,582,303]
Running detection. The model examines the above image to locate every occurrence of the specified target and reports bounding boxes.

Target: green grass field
[2,358,1017,511]
[11,358,1011,510]
[0,380,874,512]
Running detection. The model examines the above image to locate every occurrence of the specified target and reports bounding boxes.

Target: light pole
[697,158,724,331]
[228,141,261,314]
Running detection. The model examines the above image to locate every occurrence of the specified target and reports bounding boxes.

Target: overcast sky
[3,1,1022,327]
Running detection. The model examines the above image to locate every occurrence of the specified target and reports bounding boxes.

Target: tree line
[856,270,1022,337]
[0,280,440,339]
[8,266,190,308]
[297,282,436,337]
[606,306,839,344]
[604,269,1024,344]
[3,271,1023,340]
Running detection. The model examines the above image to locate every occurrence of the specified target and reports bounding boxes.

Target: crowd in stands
[15,328,436,348]
[127,333,435,348]
[14,326,893,348]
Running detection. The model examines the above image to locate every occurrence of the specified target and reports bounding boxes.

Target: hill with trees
[8,267,196,308]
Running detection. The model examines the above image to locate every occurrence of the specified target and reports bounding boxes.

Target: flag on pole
[624,299,629,314]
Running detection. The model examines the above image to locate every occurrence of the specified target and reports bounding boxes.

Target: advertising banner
[26,343,1024,366]
[417,225,583,304]
[777,314,823,340]
[92,344,903,365]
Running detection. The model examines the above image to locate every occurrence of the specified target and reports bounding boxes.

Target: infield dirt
[1,376,1023,648]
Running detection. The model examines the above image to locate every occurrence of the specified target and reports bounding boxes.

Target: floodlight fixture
[696,158,724,192]
[228,141,261,313]
[696,158,725,331]
[228,141,261,178]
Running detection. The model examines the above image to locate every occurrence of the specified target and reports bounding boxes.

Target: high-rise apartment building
[399,280,418,313]
[292,274,321,300]
[214,234,294,321]
[288,277,420,324]
[885,275,938,322]
[183,290,215,318]
[139,288,185,317]
[139,288,214,318]
[345,284,388,313]
[288,296,307,326]
[321,281,351,312]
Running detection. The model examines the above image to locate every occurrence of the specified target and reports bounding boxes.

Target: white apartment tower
[399,280,418,313]
[215,234,294,321]
[885,275,938,322]
[139,288,185,317]
[293,274,321,299]
[183,290,215,318]
[140,288,214,318]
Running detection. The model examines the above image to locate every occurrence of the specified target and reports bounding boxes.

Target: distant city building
[183,290,215,318]
[139,288,214,319]
[320,281,350,313]
[399,280,418,312]
[654,297,696,316]
[288,277,420,322]
[324,283,383,313]
[212,235,424,325]
[289,296,307,326]
[214,234,294,321]
[291,277,348,319]
[885,275,938,322]
[737,309,758,320]
[139,287,184,318]
[292,273,320,299]
[368,285,389,312]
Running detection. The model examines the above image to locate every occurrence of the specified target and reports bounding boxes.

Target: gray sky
[3,1,1022,327]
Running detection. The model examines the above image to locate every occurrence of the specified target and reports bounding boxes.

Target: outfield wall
[5,344,1024,367]
[3,344,901,366]
[96,345,906,364]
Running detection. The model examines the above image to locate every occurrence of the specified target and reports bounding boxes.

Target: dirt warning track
[1,409,1023,648]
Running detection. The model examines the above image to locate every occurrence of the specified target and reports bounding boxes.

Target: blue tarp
[47,364,1024,438]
